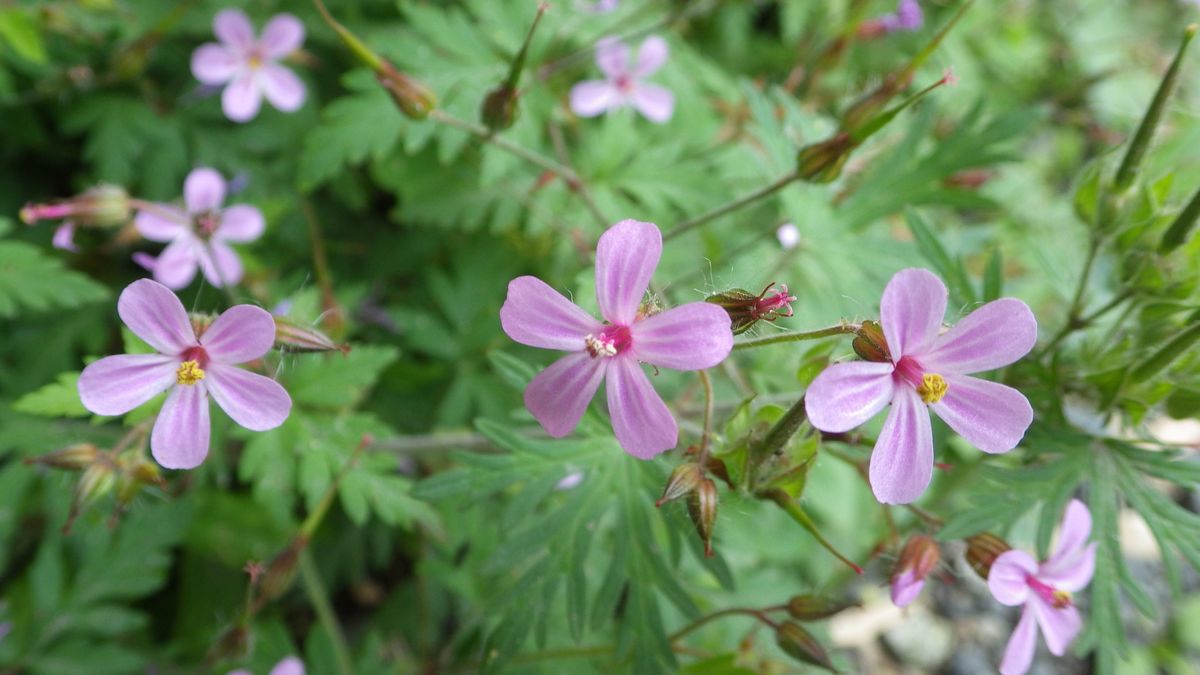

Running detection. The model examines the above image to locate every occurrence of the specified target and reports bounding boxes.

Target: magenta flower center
[176,345,210,385]
[247,48,265,69]
[614,74,634,93]
[1026,574,1072,609]
[893,356,948,404]
[754,285,796,319]
[195,211,221,239]
[584,324,632,358]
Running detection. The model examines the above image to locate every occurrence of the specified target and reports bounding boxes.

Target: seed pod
[274,315,349,354]
[255,536,308,608]
[377,62,437,120]
[656,462,703,507]
[21,184,131,228]
[785,594,859,621]
[26,443,100,471]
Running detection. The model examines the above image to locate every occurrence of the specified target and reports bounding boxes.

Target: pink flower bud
[705,282,796,335]
[890,534,940,607]
[21,184,131,228]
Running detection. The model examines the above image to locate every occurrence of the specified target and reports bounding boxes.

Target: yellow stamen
[916,373,948,404]
[176,360,206,385]
[1052,590,1072,609]
[584,334,617,358]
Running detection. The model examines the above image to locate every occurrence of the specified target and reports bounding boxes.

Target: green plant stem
[299,436,369,540]
[1036,237,1100,359]
[299,196,343,334]
[765,488,864,574]
[664,170,800,241]
[299,550,354,675]
[426,109,609,228]
[696,369,715,467]
[669,607,780,642]
[733,323,861,351]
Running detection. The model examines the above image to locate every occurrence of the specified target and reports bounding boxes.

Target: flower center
[176,360,206,385]
[1027,574,1072,609]
[584,324,632,358]
[194,211,220,239]
[247,49,265,70]
[894,357,948,404]
[614,74,634,93]
[916,373,948,404]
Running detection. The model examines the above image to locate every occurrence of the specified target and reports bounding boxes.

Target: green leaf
[12,372,87,418]
[285,345,399,409]
[0,9,46,64]
[298,70,405,191]
[903,208,976,309]
[0,242,108,318]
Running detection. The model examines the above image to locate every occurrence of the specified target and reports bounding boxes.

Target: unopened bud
[115,455,164,505]
[796,134,854,183]
[64,461,118,533]
[786,594,859,621]
[656,462,703,506]
[706,283,796,335]
[274,315,349,354]
[480,85,519,131]
[775,621,834,671]
[378,61,437,120]
[188,313,216,340]
[965,532,1011,580]
[27,443,100,471]
[852,320,891,362]
[890,534,940,607]
[21,184,131,228]
[688,478,718,557]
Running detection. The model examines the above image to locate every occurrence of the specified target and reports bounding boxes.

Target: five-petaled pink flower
[570,36,674,123]
[880,0,923,32]
[135,167,264,290]
[805,268,1036,504]
[191,9,306,123]
[988,500,1096,675]
[228,655,304,675]
[500,219,732,458]
[78,279,291,470]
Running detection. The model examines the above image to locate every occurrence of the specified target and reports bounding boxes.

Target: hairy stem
[299,551,354,675]
[664,170,800,241]
[733,323,861,351]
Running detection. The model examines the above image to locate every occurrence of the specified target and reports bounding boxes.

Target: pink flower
[805,268,1036,504]
[988,500,1096,675]
[191,9,306,123]
[880,0,923,32]
[228,656,304,675]
[78,279,291,470]
[500,220,733,458]
[578,0,619,12]
[570,36,674,123]
[135,167,264,290]
[890,534,940,607]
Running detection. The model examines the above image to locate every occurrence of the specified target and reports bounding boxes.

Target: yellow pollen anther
[917,373,948,404]
[176,360,206,385]
[1052,590,1072,609]
[584,334,617,358]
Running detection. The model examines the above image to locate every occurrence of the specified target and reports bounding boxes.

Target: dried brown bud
[775,621,834,671]
[255,536,308,607]
[852,320,891,363]
[656,462,703,507]
[965,532,1012,581]
[27,443,100,471]
[687,478,718,557]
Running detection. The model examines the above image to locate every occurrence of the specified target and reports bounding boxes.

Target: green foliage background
[1,0,1200,673]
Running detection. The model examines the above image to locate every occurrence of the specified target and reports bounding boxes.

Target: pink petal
[930,375,1032,453]
[999,604,1037,675]
[154,238,201,290]
[151,383,210,469]
[206,364,291,431]
[868,387,933,504]
[215,205,264,242]
[132,251,158,273]
[78,354,176,416]
[52,223,77,252]
[890,570,925,607]
[570,81,618,117]
[269,656,305,675]
[135,206,189,242]
[922,298,1037,374]
[880,268,946,360]
[185,167,227,213]
[222,74,262,123]
[594,36,628,79]
[191,43,240,84]
[198,241,244,287]
[594,219,661,325]
[631,302,732,370]
[213,8,255,51]
[631,84,674,123]
[605,355,677,459]
[200,304,276,364]
[1030,597,1081,657]
[524,352,607,437]
[258,64,306,112]
[117,278,196,353]
[1039,542,1096,593]
[259,14,305,59]
[633,36,668,77]
[228,671,252,675]
[804,361,895,433]
[1046,499,1091,565]
[987,550,1037,606]
[500,276,601,352]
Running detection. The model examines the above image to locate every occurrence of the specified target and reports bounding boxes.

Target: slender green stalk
[1160,181,1200,253]
[664,170,800,241]
[733,323,861,351]
[696,370,715,467]
[299,551,354,675]
[668,607,780,642]
[1036,237,1100,359]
